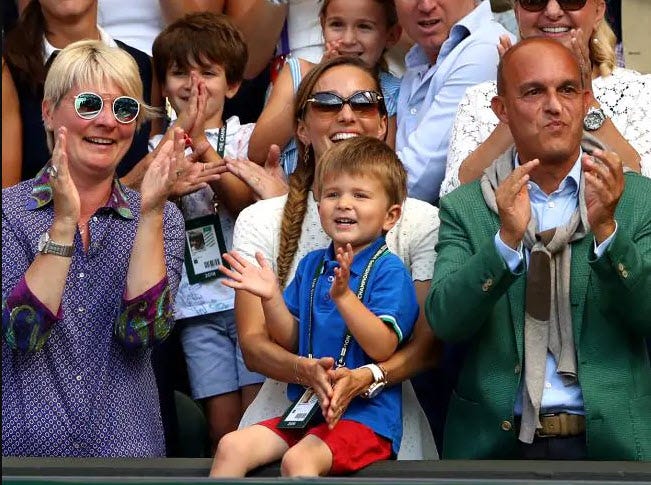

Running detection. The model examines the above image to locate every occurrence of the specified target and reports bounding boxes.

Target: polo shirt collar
[323,236,388,277]
[26,164,134,219]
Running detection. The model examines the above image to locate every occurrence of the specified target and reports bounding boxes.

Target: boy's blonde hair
[315,136,407,207]
[43,40,154,150]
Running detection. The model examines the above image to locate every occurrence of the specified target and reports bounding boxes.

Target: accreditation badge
[277,388,320,429]
[183,213,229,284]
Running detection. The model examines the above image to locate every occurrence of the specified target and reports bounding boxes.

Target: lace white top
[441,67,651,198]
[233,194,440,459]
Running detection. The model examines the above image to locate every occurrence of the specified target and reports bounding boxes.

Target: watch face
[366,381,386,399]
[37,232,49,252]
[584,108,605,131]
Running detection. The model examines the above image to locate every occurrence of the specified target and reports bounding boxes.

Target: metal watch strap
[43,239,74,257]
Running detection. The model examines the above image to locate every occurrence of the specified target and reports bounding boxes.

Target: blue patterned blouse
[1,165,185,456]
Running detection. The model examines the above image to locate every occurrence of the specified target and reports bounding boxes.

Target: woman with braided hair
[228,56,440,460]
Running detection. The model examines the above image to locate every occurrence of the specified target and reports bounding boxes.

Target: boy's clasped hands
[219,244,361,429]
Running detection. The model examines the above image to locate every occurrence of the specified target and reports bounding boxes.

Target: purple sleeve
[113,276,174,350]
[2,277,62,353]
[112,202,185,350]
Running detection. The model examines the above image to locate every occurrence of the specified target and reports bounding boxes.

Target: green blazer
[426,172,651,460]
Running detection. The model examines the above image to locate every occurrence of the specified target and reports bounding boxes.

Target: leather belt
[535,413,585,438]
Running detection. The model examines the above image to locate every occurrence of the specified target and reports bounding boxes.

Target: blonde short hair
[315,136,407,207]
[43,40,155,150]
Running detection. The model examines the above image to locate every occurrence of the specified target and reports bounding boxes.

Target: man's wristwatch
[360,363,387,399]
[38,231,74,257]
[583,106,607,131]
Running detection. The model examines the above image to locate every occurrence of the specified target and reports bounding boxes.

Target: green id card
[183,213,229,284]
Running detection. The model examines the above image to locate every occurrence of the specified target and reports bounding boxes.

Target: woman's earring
[302,145,311,166]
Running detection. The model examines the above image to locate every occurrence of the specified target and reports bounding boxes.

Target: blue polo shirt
[283,236,419,454]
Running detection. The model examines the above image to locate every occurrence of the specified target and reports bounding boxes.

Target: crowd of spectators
[2,0,650,475]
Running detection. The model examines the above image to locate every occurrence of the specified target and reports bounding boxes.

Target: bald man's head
[496,38,583,96]
[490,38,589,168]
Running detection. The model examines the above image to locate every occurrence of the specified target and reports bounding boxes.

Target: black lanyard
[306,243,389,368]
[214,126,226,158]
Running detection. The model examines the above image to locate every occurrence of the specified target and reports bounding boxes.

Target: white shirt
[149,116,255,319]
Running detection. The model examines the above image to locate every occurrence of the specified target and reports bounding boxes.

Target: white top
[233,194,440,459]
[149,116,255,319]
[98,0,163,55]
[286,0,323,63]
[441,67,651,198]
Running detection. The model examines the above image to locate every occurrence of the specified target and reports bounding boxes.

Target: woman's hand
[325,366,373,429]
[219,250,281,301]
[570,28,594,95]
[50,127,80,234]
[140,137,175,215]
[225,144,289,200]
[496,34,513,58]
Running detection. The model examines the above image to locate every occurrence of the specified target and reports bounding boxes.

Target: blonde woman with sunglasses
[1,40,204,457]
[441,0,651,198]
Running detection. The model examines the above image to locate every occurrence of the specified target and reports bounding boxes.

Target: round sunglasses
[305,90,384,117]
[517,0,587,12]
[73,92,140,124]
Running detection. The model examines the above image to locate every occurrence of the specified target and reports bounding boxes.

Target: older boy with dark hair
[150,12,263,452]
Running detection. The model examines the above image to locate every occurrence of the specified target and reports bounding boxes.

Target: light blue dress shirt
[494,152,617,415]
[396,1,513,204]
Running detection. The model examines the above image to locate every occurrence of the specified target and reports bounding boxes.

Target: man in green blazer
[427,38,650,460]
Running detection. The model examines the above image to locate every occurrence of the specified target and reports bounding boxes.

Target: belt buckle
[536,413,560,438]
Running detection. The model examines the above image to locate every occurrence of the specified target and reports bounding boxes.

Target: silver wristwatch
[360,363,387,399]
[583,106,607,131]
[38,232,74,257]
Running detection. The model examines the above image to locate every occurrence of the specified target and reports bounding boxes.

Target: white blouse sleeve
[402,198,440,282]
[594,69,651,178]
[440,82,500,198]
[232,197,284,272]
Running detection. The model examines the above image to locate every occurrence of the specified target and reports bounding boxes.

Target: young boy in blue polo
[211,136,418,477]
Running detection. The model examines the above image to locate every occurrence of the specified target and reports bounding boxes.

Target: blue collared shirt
[494,152,617,415]
[396,1,513,204]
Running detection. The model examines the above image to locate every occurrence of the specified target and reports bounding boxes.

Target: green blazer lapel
[570,235,592,343]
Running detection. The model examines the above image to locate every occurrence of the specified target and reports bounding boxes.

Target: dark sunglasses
[517,0,587,12]
[305,90,384,116]
[73,92,140,124]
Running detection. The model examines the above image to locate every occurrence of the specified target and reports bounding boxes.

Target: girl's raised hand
[323,40,343,61]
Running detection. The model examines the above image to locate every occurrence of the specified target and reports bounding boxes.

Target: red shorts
[258,416,392,474]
